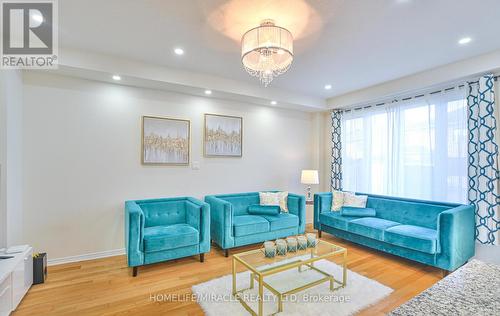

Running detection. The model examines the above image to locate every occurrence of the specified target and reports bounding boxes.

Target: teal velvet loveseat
[314,193,475,272]
[205,192,306,257]
[125,197,210,276]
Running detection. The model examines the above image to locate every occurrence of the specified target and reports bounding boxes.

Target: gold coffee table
[232,239,347,316]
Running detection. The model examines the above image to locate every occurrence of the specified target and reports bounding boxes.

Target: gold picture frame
[142,115,190,165]
[204,113,243,157]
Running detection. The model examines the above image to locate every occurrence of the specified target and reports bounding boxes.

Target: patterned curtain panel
[467,74,500,245]
[331,110,343,190]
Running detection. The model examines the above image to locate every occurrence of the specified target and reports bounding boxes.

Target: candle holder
[276,239,287,256]
[297,235,308,250]
[306,233,318,248]
[286,237,298,252]
[263,241,276,258]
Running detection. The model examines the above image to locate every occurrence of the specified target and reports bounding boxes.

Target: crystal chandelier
[241,20,293,87]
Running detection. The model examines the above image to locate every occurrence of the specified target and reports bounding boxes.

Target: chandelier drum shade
[241,20,293,87]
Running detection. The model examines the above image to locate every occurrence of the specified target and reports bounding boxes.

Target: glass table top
[233,240,346,274]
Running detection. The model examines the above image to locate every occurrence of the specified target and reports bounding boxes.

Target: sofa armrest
[205,195,234,249]
[314,193,332,230]
[437,204,476,271]
[125,201,145,267]
[186,197,211,254]
[287,193,306,234]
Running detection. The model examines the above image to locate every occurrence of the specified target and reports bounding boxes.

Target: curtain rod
[340,75,499,113]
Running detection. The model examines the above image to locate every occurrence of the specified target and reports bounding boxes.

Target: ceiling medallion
[241,19,293,87]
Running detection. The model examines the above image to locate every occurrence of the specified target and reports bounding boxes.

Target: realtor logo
[1,0,58,68]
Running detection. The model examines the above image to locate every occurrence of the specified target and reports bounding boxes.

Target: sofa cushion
[384,225,438,254]
[143,223,199,253]
[261,213,299,231]
[348,217,400,241]
[319,212,359,230]
[233,215,270,237]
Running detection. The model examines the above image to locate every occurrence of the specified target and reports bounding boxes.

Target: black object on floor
[33,252,47,284]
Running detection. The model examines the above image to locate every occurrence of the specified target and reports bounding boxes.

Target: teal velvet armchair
[125,197,210,276]
[205,192,306,257]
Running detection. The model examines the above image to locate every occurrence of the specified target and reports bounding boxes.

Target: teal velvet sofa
[314,193,475,272]
[205,192,306,257]
[125,197,210,276]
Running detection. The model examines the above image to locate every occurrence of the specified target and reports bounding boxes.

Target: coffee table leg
[258,274,264,316]
[232,258,236,295]
[250,272,254,289]
[342,251,347,287]
[278,294,283,312]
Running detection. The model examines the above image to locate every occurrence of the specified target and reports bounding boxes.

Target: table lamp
[301,170,319,201]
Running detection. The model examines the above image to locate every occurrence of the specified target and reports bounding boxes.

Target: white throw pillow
[331,190,344,211]
[343,193,368,208]
[331,190,356,211]
[259,191,288,212]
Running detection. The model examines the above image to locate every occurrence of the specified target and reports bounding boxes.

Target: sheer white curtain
[341,88,468,203]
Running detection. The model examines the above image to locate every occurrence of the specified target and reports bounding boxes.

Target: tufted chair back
[138,198,188,228]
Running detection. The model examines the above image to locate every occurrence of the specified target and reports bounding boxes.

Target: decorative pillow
[259,191,288,212]
[331,190,344,211]
[343,193,368,208]
[340,206,376,217]
[248,204,281,216]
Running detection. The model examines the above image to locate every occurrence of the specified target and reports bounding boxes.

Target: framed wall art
[204,114,242,157]
[142,116,190,165]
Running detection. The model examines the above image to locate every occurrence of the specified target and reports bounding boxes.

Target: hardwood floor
[14,225,442,315]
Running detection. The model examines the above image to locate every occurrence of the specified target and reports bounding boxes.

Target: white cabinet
[23,253,33,296]
[0,275,12,316]
[0,247,33,315]
[11,248,32,310]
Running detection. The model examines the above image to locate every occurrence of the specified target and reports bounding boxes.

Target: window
[341,89,467,203]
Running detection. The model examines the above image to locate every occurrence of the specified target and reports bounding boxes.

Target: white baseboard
[48,248,125,266]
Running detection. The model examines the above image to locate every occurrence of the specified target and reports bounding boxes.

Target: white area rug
[192,259,393,315]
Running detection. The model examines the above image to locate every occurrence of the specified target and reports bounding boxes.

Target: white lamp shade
[301,170,319,185]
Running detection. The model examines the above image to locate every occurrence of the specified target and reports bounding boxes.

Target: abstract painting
[142,116,190,165]
[204,114,242,157]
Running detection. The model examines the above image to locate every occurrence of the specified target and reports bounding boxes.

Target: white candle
[264,241,276,258]
[306,233,317,247]
[286,237,298,252]
[297,235,307,250]
[276,239,287,256]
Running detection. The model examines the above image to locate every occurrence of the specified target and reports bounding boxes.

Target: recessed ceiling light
[31,14,43,23]
[458,37,472,45]
[174,48,184,55]
[324,84,332,90]
[270,101,277,105]
[204,89,212,95]
[112,75,121,81]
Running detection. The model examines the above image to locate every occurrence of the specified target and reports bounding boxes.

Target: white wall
[0,70,24,249]
[21,72,315,260]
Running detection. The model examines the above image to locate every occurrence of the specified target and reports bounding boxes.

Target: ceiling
[58,0,500,99]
